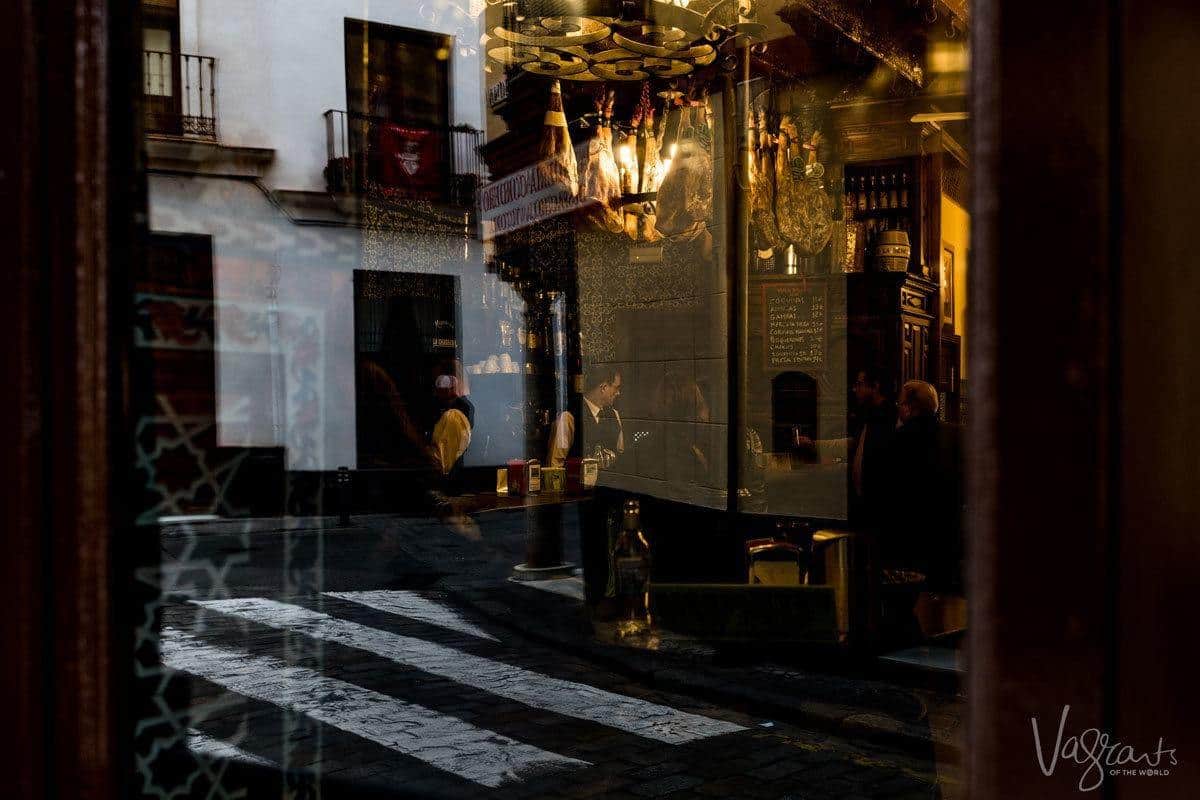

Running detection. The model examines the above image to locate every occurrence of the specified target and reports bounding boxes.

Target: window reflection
[131,0,970,796]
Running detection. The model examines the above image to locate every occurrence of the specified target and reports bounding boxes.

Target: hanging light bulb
[617,144,636,194]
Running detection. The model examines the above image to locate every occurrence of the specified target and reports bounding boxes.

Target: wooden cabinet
[902,315,932,384]
[847,272,938,397]
[938,333,963,424]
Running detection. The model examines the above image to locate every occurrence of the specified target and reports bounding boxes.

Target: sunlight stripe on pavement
[517,577,586,601]
[195,597,747,744]
[187,728,275,768]
[161,628,588,787]
[324,590,500,641]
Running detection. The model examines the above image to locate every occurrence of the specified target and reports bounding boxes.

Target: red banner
[373,124,443,197]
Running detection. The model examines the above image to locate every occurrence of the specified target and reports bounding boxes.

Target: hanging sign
[479,142,594,238]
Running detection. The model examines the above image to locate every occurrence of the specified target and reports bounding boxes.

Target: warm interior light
[910,111,970,124]
[486,1,754,82]
[928,42,970,74]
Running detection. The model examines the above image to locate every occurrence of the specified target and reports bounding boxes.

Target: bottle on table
[610,499,651,631]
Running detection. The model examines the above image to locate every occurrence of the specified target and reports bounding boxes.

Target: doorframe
[1,0,144,795]
[969,1,1200,797]
[968,0,1116,794]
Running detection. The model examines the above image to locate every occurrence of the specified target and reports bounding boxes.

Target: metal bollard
[337,466,352,526]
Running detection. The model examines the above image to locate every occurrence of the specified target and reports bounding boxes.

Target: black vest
[569,405,621,459]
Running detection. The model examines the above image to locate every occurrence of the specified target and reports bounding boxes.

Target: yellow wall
[941,196,970,379]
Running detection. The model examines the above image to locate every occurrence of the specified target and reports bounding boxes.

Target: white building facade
[144,0,524,481]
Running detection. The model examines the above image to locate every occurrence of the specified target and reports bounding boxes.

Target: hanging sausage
[635,85,663,242]
[749,108,785,254]
[635,85,663,194]
[538,79,578,197]
[774,116,834,256]
[654,95,714,242]
[580,90,623,233]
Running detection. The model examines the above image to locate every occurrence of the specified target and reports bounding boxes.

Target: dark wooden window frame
[1,0,142,795]
[141,0,183,135]
[968,1,1200,797]
[343,17,453,127]
[3,0,1199,798]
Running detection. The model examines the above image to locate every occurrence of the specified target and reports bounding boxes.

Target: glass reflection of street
[139,513,959,799]
[131,0,972,796]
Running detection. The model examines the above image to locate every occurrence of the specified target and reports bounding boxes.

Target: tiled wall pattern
[573,126,730,510]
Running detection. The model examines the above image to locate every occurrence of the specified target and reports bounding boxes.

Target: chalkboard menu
[763,282,827,369]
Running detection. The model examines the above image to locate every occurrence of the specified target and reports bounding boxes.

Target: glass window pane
[126,1,969,796]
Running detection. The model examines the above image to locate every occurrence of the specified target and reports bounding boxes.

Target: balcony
[487,80,509,109]
[143,51,217,139]
[323,110,484,209]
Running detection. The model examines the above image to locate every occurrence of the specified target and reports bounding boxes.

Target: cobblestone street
[135,515,961,799]
[150,590,955,799]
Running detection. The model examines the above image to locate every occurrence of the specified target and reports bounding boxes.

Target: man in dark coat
[886,380,965,591]
[849,366,897,528]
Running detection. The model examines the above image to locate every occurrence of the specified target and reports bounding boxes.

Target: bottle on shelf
[610,498,651,632]
[856,174,868,212]
[880,173,892,209]
[867,174,878,210]
[900,171,911,209]
[888,171,900,209]
[844,175,857,214]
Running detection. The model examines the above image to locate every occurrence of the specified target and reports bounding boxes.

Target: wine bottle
[610,499,651,631]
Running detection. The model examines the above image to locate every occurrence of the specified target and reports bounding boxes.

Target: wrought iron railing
[143,51,217,138]
[323,110,484,208]
[487,80,509,108]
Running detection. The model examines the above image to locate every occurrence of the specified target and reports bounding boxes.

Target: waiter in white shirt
[547,366,624,469]
[546,365,625,614]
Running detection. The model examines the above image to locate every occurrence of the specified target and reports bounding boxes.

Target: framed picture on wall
[941,242,956,330]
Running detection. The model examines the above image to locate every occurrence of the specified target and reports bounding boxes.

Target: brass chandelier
[483,0,765,81]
